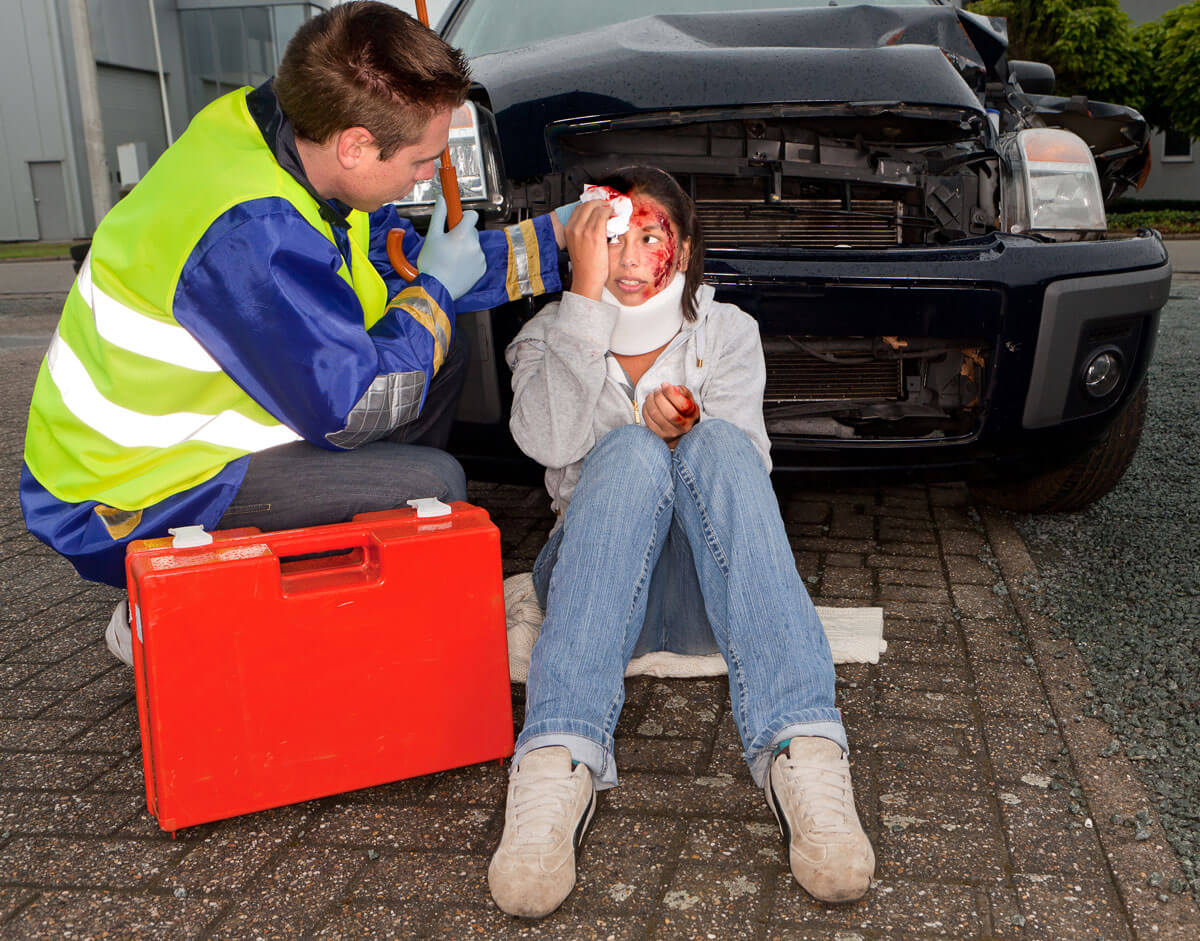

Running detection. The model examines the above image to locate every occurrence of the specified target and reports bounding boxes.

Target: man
[20,2,568,663]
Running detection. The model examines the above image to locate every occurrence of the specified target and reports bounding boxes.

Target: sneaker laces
[508,772,586,852]
[776,754,857,837]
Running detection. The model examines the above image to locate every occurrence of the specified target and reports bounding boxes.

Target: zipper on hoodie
[608,322,697,426]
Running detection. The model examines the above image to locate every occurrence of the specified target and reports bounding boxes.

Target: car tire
[973,381,1148,514]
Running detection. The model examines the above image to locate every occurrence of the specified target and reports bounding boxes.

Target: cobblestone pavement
[2,284,1200,938]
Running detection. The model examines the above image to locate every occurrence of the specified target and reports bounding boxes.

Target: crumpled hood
[469,5,1005,178]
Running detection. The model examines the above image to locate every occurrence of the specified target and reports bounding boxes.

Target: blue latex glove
[417,196,485,300]
[554,201,581,227]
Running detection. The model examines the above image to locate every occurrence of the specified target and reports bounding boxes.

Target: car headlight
[1000,128,1106,240]
[391,101,509,219]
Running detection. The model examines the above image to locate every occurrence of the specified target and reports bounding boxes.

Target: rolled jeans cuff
[747,714,848,787]
[513,727,619,790]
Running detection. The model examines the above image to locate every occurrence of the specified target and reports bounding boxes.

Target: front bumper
[451,231,1171,485]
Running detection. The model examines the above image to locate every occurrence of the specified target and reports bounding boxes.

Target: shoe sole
[575,787,596,852]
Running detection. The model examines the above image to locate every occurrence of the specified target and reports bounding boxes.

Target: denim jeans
[518,420,845,789]
[218,332,469,531]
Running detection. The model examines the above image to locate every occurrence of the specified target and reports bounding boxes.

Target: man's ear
[335,127,376,170]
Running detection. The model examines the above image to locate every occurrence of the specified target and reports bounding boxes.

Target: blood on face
[627,195,677,293]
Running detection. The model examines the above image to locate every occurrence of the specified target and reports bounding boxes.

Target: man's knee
[378,442,467,504]
[423,448,468,502]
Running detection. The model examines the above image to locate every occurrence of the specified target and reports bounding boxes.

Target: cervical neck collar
[602,273,686,355]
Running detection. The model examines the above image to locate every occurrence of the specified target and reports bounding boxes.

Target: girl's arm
[695,305,773,471]
[506,293,620,469]
[506,201,619,469]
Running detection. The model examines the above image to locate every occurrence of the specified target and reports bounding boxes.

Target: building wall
[0,1,82,241]
[0,0,328,241]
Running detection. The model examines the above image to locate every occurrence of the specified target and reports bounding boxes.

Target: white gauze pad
[580,184,633,238]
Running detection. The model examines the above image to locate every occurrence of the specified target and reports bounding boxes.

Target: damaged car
[398,0,1172,512]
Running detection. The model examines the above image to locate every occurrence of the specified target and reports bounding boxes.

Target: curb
[984,509,1200,939]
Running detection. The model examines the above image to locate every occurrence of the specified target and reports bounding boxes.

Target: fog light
[1082,349,1122,398]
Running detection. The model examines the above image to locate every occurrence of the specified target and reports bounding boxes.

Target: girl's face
[605,193,689,306]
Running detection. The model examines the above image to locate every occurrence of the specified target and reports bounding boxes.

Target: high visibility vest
[24,88,388,511]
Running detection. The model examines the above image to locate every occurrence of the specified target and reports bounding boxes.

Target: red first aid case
[125,502,514,832]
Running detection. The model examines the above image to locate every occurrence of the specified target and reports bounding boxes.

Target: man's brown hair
[274,1,471,159]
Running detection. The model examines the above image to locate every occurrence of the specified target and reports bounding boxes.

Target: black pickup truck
[402,0,1172,512]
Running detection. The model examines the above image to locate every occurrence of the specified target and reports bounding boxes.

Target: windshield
[445,0,939,58]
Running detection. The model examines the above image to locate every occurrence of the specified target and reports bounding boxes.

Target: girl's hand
[643,383,698,447]
[565,200,613,300]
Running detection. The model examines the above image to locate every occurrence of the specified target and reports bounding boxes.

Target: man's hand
[416,196,485,300]
[642,383,698,447]
[549,200,580,248]
[564,200,613,300]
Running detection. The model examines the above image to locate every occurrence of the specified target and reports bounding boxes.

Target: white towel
[503,572,886,684]
[580,183,634,238]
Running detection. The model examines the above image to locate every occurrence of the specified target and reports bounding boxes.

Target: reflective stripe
[77,256,223,373]
[504,219,544,300]
[46,332,300,452]
[519,219,544,296]
[506,223,530,299]
[387,290,451,372]
[325,369,426,449]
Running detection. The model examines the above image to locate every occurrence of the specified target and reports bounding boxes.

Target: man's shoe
[105,600,134,667]
[765,736,875,902]
[488,745,596,918]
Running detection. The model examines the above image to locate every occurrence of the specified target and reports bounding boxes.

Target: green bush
[1105,210,1200,234]
[1136,2,1200,137]
[971,0,1148,111]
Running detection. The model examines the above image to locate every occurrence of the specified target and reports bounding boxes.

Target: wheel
[973,381,1148,514]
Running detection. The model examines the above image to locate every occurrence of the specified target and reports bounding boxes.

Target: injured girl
[489,166,875,918]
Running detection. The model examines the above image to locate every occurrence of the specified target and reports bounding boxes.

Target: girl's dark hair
[593,166,705,322]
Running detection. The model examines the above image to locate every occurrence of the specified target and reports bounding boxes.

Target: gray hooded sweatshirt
[505,284,771,521]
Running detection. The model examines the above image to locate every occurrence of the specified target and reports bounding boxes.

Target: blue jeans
[518,420,845,789]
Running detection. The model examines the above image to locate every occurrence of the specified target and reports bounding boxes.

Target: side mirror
[1009,60,1056,95]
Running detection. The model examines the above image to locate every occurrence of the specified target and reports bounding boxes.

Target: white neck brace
[602,272,686,355]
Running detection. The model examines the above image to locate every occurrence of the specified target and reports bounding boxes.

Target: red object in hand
[671,384,698,419]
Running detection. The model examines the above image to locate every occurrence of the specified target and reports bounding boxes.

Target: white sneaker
[105,600,134,667]
[488,746,596,918]
[766,736,875,902]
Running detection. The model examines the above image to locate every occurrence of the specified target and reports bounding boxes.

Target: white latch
[406,497,452,518]
[169,525,213,548]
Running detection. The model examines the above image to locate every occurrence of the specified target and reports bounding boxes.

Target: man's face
[344,108,452,211]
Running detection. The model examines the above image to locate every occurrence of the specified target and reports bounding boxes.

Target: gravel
[1010,275,1200,901]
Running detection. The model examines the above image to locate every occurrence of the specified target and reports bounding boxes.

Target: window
[180,4,322,117]
[1163,129,1193,163]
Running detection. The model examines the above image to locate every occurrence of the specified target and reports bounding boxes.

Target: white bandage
[580,184,633,238]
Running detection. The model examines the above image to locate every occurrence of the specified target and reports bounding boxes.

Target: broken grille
[764,347,903,402]
[696,199,901,248]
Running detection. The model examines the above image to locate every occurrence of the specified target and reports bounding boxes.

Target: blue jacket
[22,82,561,585]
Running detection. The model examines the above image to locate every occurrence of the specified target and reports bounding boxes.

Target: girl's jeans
[519,420,845,789]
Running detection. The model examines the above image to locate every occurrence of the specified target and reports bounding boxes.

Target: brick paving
[3,287,1200,937]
